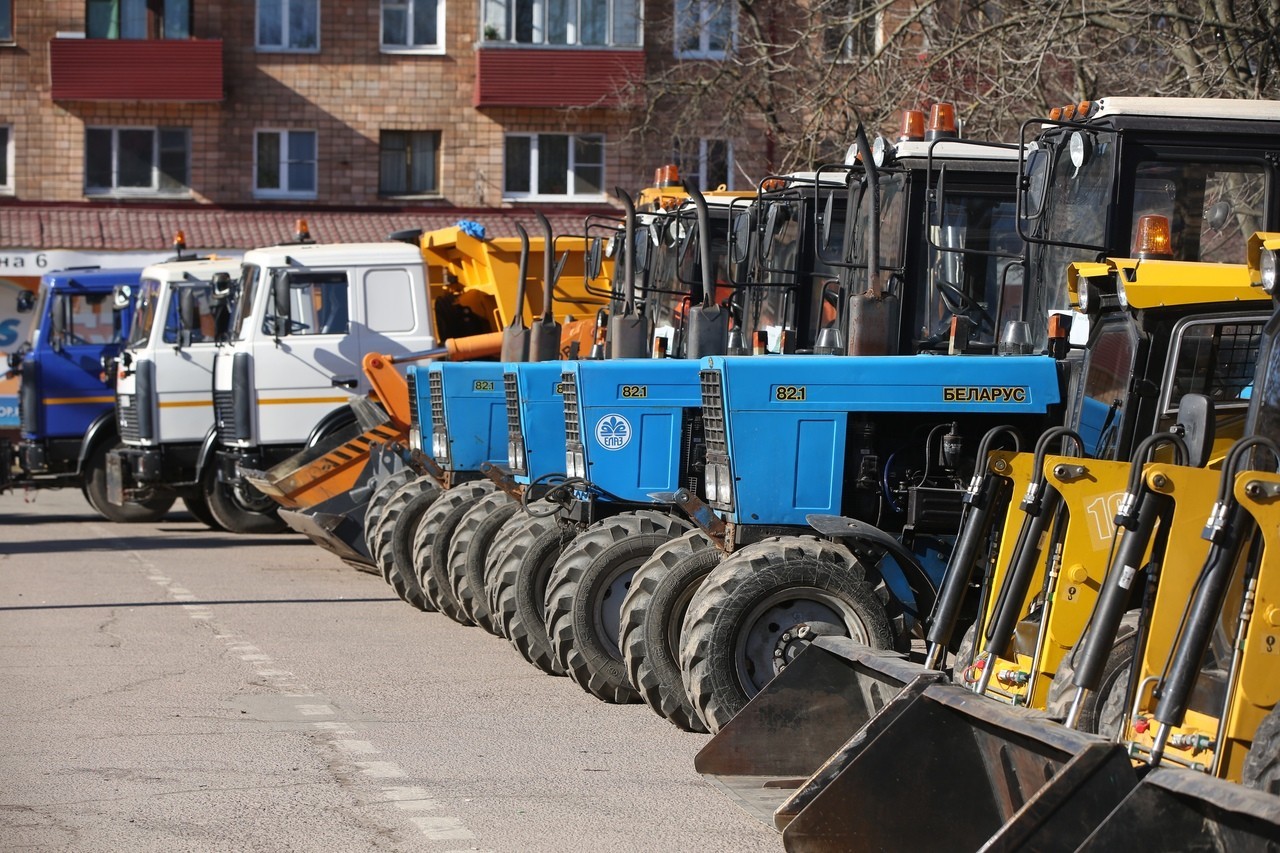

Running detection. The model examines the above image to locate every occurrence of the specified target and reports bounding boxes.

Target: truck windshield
[231,264,260,340]
[128,278,164,349]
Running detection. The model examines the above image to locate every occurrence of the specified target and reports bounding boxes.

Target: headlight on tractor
[431,430,448,460]
[409,424,422,452]
[1262,248,1278,294]
[508,439,526,472]
[705,459,733,508]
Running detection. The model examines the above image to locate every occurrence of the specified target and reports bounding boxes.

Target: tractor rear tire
[363,469,418,563]
[492,512,574,676]
[84,442,174,523]
[1243,704,1280,795]
[415,481,495,624]
[621,530,722,731]
[448,489,518,634]
[202,465,286,535]
[545,511,692,704]
[1044,609,1139,736]
[388,489,442,611]
[680,536,895,733]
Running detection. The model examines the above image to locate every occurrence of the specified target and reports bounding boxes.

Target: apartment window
[380,131,440,196]
[482,0,641,47]
[676,138,732,190]
[382,0,443,52]
[822,0,878,60]
[255,130,317,199]
[674,0,732,58]
[504,133,604,199]
[0,126,11,194]
[85,127,189,196]
[257,0,318,51]
[86,0,191,39]
[0,0,12,42]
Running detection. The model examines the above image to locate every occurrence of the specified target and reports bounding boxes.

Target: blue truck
[1,266,174,521]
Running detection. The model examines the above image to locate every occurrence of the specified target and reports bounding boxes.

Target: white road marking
[333,739,379,754]
[410,816,475,841]
[354,761,405,779]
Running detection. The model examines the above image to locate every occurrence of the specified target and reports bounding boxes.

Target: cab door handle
[332,377,358,389]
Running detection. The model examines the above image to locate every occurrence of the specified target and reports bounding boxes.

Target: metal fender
[195,426,221,480]
[805,513,939,620]
[75,410,119,473]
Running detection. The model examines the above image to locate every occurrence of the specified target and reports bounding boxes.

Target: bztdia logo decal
[595,413,632,450]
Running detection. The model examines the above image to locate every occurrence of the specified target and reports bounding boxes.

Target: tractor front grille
[428,371,446,436]
[406,370,419,429]
[118,392,142,442]
[700,369,727,456]
[561,372,580,445]
[505,373,523,444]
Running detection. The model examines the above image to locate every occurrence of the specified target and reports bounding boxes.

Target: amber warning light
[1133,214,1173,259]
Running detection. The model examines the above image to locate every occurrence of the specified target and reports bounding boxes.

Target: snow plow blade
[694,638,944,826]
[1077,768,1280,851]
[777,683,1138,852]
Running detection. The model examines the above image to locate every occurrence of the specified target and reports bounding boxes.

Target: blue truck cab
[0,267,174,521]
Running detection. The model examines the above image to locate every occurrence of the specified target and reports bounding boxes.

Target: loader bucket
[273,445,411,571]
[694,637,945,825]
[1077,768,1280,851]
[778,683,1138,853]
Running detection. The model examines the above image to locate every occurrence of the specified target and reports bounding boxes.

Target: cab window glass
[232,264,260,340]
[128,279,163,348]
[1131,162,1266,263]
[162,285,220,344]
[1160,318,1263,440]
[64,293,116,346]
[265,271,349,336]
[1076,319,1137,458]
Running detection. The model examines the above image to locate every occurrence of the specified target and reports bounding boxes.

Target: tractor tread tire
[1243,704,1280,795]
[1045,610,1140,735]
[370,477,440,610]
[415,481,495,624]
[483,500,557,640]
[620,529,721,732]
[370,476,440,580]
[492,509,572,676]
[363,469,418,562]
[680,536,893,733]
[448,490,518,635]
[545,511,692,704]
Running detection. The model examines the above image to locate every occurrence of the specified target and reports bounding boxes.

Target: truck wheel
[370,477,440,596]
[414,481,495,624]
[621,530,722,731]
[492,513,574,676]
[182,491,224,531]
[546,511,692,704]
[449,489,518,635]
[680,536,895,733]
[363,469,419,564]
[387,489,443,611]
[1044,610,1139,735]
[1244,704,1280,795]
[83,442,174,523]
[202,466,287,535]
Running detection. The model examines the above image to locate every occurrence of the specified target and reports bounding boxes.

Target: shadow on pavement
[1,534,308,556]
[0,597,399,612]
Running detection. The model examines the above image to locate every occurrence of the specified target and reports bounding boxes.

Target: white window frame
[83,126,190,198]
[481,0,642,48]
[256,0,320,53]
[826,2,881,63]
[503,132,606,201]
[674,0,733,59]
[0,125,12,195]
[254,129,319,200]
[381,0,446,54]
[679,138,733,190]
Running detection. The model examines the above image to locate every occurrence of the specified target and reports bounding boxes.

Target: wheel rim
[231,480,275,514]
[590,556,644,660]
[734,586,870,695]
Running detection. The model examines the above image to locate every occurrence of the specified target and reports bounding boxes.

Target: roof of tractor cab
[140,256,243,282]
[1092,97,1280,122]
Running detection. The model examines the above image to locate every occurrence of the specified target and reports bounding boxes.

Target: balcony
[474,45,644,109]
[49,37,223,102]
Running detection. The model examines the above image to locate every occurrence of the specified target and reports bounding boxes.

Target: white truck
[208,238,438,532]
[107,255,245,528]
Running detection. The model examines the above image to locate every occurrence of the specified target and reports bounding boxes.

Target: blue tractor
[1,266,176,522]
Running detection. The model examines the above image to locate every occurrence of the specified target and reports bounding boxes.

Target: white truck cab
[107,255,243,527]
[210,239,436,532]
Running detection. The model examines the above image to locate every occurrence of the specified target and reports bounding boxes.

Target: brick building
[0,0,767,251]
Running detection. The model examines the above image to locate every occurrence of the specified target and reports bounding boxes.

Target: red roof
[0,203,615,252]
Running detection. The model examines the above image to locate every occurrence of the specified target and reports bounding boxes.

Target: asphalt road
[0,489,779,852]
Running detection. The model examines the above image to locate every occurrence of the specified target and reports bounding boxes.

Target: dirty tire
[545,511,693,704]
[950,622,980,685]
[680,536,895,733]
[202,463,286,534]
[1045,610,1139,736]
[484,500,559,640]
[363,468,418,561]
[492,511,574,676]
[370,477,441,582]
[416,481,495,624]
[448,490,518,634]
[1244,704,1280,795]
[388,489,443,611]
[621,530,722,731]
[84,442,175,523]
[182,490,224,530]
